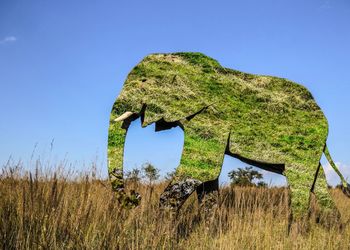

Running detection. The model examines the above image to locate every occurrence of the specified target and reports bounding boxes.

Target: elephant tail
[324,144,350,197]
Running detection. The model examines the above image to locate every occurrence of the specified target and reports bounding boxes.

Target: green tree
[142,163,160,203]
[228,166,266,187]
[142,163,160,185]
[125,168,141,190]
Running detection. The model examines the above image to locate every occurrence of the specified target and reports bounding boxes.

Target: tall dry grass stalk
[1,164,350,249]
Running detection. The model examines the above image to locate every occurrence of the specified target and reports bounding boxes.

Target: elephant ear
[122,52,225,126]
[142,73,208,126]
[125,54,210,126]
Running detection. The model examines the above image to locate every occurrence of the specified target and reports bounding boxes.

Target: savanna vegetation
[108,52,346,219]
[1,161,350,249]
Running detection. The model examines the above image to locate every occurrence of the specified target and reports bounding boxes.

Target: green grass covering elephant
[108,52,349,220]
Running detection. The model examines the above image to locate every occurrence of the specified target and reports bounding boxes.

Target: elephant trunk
[108,110,141,208]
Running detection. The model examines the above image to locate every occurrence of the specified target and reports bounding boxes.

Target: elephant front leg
[159,178,202,211]
[196,179,219,220]
[159,127,227,213]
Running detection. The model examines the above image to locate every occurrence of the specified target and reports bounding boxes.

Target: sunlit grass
[1,162,350,249]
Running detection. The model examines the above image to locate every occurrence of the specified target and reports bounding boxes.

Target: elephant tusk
[114,111,134,122]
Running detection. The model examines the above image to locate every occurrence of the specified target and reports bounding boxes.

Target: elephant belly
[228,116,328,168]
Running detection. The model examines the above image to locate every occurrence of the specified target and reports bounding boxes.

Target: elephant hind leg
[284,162,315,233]
[284,161,340,232]
[311,164,341,224]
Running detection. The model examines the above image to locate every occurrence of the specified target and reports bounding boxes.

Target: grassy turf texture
[108,52,338,217]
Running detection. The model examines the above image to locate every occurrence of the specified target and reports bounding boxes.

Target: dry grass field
[1,164,350,249]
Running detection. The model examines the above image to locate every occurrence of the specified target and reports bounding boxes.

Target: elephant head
[108,53,222,207]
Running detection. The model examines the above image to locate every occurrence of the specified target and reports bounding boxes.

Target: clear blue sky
[0,0,349,186]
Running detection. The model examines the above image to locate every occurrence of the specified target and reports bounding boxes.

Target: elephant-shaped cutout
[108,52,350,221]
